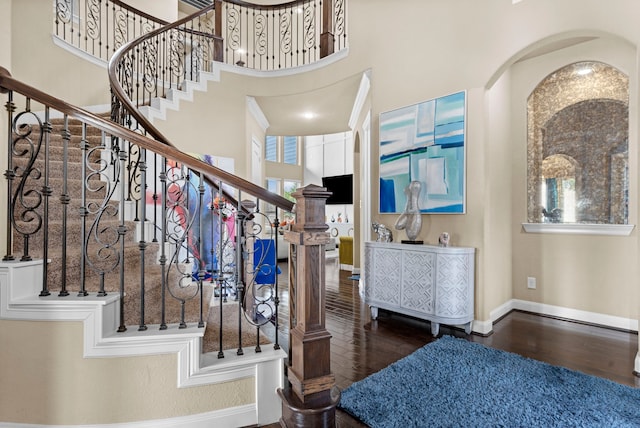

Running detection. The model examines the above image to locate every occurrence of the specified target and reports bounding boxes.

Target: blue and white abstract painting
[379,91,466,214]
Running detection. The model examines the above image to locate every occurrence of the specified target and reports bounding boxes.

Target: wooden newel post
[213,0,224,63]
[278,184,340,427]
[320,0,335,58]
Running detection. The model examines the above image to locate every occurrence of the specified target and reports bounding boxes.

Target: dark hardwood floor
[259,258,639,427]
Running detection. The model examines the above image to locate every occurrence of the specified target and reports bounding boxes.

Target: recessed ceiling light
[302,112,315,120]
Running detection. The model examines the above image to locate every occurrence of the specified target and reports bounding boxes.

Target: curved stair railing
[54,0,169,63]
[105,4,295,353]
[0,67,297,361]
[54,0,347,71]
[43,1,342,419]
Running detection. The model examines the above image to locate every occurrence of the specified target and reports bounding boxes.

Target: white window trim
[521,223,635,236]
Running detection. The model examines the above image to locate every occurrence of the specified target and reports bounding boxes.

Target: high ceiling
[252,73,365,137]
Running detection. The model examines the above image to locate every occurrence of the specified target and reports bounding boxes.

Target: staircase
[10,113,210,330]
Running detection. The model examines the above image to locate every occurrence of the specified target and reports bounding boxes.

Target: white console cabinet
[364,241,475,335]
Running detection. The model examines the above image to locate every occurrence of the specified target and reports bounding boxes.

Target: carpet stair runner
[11,115,211,329]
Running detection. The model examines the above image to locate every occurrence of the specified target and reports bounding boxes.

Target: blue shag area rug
[338,335,640,427]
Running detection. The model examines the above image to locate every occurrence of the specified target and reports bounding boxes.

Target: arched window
[527,61,628,224]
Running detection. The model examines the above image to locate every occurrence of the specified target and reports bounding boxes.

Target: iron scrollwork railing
[7,0,341,364]
[5,100,45,265]
[54,0,347,72]
[1,69,295,360]
[223,0,347,70]
[54,0,167,63]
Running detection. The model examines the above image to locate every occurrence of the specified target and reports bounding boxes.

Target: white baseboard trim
[511,299,638,331]
[476,299,639,336]
[0,403,257,428]
[471,319,494,336]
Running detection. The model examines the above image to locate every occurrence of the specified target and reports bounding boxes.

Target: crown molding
[247,96,270,132]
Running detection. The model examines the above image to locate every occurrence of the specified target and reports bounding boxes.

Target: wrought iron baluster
[160,32,167,99]
[303,0,317,64]
[117,139,127,332]
[254,9,267,70]
[75,0,81,51]
[40,108,52,296]
[126,141,141,220]
[3,90,16,262]
[193,173,205,330]
[209,188,216,286]
[54,0,67,40]
[226,3,239,65]
[235,191,244,356]
[83,129,120,301]
[335,0,346,51]
[188,20,194,82]
[159,157,168,330]
[216,179,225,358]
[10,99,43,264]
[273,206,281,351]
[113,2,128,55]
[7,97,49,288]
[151,152,159,243]
[78,124,90,297]
[85,0,101,58]
[244,7,250,68]
[58,116,71,296]
[104,0,111,58]
[184,171,191,268]
[154,34,160,100]
[141,35,156,108]
[138,148,148,331]
[162,164,201,330]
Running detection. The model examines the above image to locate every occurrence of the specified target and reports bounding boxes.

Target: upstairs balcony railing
[54,0,347,72]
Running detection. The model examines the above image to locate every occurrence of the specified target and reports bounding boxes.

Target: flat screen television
[322,174,353,205]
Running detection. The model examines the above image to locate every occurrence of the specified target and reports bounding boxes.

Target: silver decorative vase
[394,181,422,242]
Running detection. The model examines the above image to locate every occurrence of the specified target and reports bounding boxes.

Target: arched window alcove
[526,61,630,233]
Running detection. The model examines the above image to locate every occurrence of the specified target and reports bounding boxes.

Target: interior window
[527,61,629,224]
[283,136,298,165]
[265,136,278,162]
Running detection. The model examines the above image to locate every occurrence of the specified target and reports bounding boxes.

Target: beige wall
[343,0,640,323]
[509,37,638,319]
[11,0,110,108]
[0,0,10,256]
[153,73,252,180]
[0,319,254,425]
[481,70,514,320]
[0,0,10,68]
[127,0,178,22]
